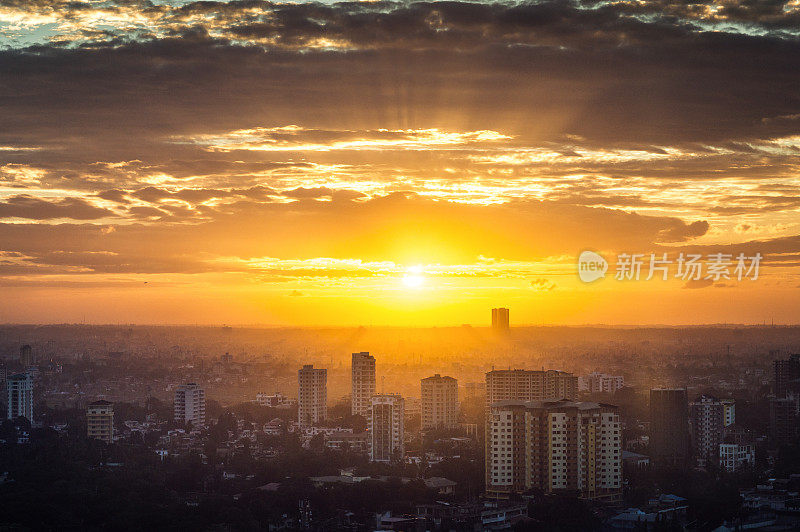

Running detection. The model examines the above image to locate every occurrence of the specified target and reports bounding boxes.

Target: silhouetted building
[7,373,33,421]
[770,396,799,446]
[351,352,375,417]
[298,365,327,427]
[491,308,509,330]
[689,395,724,468]
[774,354,800,397]
[487,400,621,501]
[421,374,458,430]
[650,389,689,468]
[87,400,114,443]
[19,345,32,367]
[369,394,404,463]
[174,383,206,427]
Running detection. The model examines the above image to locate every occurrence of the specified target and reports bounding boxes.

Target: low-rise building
[719,442,754,472]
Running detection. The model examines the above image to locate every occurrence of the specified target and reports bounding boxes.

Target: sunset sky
[1,0,799,325]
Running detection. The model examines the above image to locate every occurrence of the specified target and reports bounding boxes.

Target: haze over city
[2,0,800,530]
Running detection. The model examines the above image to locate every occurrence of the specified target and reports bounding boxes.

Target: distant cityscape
[1,312,800,530]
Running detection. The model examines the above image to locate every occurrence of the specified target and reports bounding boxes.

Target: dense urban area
[1,315,799,531]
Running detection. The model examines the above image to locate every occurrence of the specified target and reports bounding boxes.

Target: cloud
[0,0,798,299]
[0,195,115,220]
[658,220,710,243]
[682,278,714,289]
[97,189,130,204]
[530,278,556,291]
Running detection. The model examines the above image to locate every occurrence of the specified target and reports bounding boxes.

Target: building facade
[486,369,578,408]
[769,395,799,446]
[689,395,725,468]
[722,399,735,427]
[87,400,114,443]
[7,372,33,421]
[649,389,689,469]
[298,365,327,427]
[256,392,291,407]
[774,354,800,398]
[719,443,754,473]
[19,345,33,368]
[486,400,622,501]
[174,383,206,427]
[421,374,458,430]
[369,394,404,462]
[351,352,376,417]
[578,372,625,394]
[491,308,509,331]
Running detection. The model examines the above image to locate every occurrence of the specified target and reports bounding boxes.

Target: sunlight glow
[402,274,425,289]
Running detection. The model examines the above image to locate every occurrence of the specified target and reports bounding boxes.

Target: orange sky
[1,0,799,325]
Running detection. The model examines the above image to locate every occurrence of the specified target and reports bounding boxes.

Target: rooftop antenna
[381,375,385,395]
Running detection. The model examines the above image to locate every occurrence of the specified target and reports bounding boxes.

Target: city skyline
[1,0,799,528]
[1,324,798,529]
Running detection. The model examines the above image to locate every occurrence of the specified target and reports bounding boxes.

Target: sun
[401,266,426,289]
[402,274,425,288]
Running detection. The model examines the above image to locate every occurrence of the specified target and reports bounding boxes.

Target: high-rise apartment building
[774,354,800,398]
[19,345,33,367]
[578,372,625,394]
[689,395,724,467]
[174,383,206,427]
[421,374,458,430]
[87,400,114,443]
[298,365,327,427]
[7,373,33,421]
[769,395,799,446]
[351,352,376,417]
[491,308,510,331]
[649,389,689,468]
[486,400,622,501]
[369,394,404,462]
[486,369,578,408]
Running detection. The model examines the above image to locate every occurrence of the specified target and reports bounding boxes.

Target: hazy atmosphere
[2,0,799,325]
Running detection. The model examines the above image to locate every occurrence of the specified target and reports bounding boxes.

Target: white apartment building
[487,400,622,501]
[298,365,327,427]
[690,394,726,467]
[351,352,376,417]
[369,394,404,462]
[421,374,458,430]
[174,383,206,427]
[578,372,625,394]
[7,372,34,421]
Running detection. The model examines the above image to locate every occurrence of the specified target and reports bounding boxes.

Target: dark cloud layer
[0,0,798,279]
[0,195,114,220]
[1,1,799,151]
